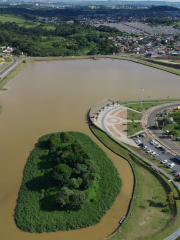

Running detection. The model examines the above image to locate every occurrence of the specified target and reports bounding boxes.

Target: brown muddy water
[0,59,180,240]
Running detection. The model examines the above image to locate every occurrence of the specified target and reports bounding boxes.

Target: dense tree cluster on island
[15,131,121,232]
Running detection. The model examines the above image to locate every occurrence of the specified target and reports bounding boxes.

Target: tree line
[0,21,123,56]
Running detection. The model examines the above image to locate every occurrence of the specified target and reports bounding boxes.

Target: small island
[15,131,121,233]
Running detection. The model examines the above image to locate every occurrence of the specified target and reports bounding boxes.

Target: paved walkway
[93,104,137,146]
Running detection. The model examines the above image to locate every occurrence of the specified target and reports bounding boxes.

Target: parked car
[169,163,175,168]
[161,160,168,164]
[151,152,156,156]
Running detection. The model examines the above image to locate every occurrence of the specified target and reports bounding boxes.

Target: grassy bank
[0,60,28,89]
[15,131,121,233]
[91,124,178,240]
[0,105,2,114]
[112,56,180,77]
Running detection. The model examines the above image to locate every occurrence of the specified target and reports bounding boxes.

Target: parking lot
[94,22,180,35]
[134,135,180,175]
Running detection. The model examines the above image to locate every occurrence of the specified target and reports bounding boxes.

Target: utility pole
[141,87,144,107]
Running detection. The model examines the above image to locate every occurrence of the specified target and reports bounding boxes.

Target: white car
[156,145,161,148]
[143,146,148,150]
[161,160,168,164]
[147,149,152,153]
[151,152,156,156]
[169,163,175,168]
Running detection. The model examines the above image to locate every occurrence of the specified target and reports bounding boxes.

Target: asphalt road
[147,103,180,154]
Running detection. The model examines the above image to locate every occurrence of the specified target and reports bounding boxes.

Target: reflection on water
[0,59,179,240]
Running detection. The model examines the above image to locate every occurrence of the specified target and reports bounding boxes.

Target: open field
[0,14,25,23]
[90,124,177,240]
[127,122,142,136]
[127,109,142,120]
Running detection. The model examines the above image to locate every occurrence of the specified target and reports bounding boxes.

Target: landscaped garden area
[126,109,142,136]
[159,110,180,140]
[14,131,121,232]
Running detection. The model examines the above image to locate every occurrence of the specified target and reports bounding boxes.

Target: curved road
[147,103,180,155]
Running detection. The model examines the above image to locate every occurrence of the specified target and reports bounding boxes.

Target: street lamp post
[141,87,144,108]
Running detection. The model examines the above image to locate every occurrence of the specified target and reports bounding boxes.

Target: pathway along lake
[0,59,180,240]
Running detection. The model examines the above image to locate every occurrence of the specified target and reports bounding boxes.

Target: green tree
[56,187,74,207]
[60,132,70,143]
[52,164,72,184]
[69,178,79,189]
[48,133,60,148]
[70,191,87,209]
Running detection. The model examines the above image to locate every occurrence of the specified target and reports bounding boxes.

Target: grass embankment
[91,124,178,240]
[15,131,121,232]
[112,56,180,76]
[0,60,28,89]
[0,105,2,114]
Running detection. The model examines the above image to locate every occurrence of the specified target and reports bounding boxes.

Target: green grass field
[125,102,163,112]
[127,122,142,136]
[4,57,12,62]
[91,124,176,240]
[0,14,25,23]
[127,109,142,120]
